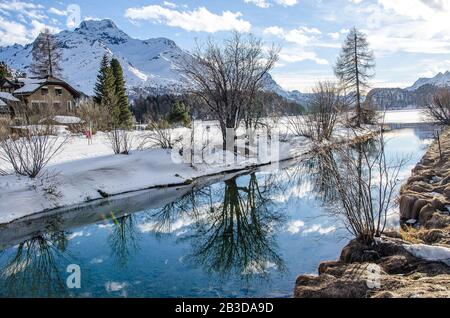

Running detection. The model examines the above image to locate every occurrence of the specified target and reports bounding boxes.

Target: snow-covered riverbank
[0,110,432,224]
[0,123,378,224]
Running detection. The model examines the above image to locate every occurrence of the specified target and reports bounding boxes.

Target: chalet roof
[0,77,20,87]
[0,92,20,102]
[0,99,6,106]
[12,76,81,98]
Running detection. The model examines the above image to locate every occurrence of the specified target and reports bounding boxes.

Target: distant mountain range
[0,19,309,104]
[367,71,450,109]
[3,18,444,109]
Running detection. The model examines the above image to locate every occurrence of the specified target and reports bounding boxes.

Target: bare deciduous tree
[424,89,450,126]
[0,126,69,178]
[334,27,375,127]
[178,32,279,149]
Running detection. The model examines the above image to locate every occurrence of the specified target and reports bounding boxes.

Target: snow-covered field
[0,110,431,224]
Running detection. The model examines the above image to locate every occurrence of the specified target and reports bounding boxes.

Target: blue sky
[1,0,450,92]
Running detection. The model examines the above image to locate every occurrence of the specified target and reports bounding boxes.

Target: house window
[53,102,61,109]
[55,87,63,96]
[41,87,49,96]
[31,101,40,109]
[67,100,74,111]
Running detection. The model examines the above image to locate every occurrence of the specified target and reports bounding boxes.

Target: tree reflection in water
[149,172,287,281]
[108,213,140,268]
[0,218,71,297]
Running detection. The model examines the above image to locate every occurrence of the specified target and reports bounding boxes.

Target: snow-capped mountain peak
[0,19,300,102]
[79,19,119,31]
[407,71,450,91]
[0,19,187,96]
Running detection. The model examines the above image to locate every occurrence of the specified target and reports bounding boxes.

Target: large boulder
[400,195,417,220]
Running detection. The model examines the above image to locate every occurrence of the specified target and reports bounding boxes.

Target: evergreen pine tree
[94,54,119,125]
[110,58,132,128]
[167,101,190,127]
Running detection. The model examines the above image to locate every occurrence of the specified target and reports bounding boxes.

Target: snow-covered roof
[53,116,84,124]
[0,99,6,106]
[0,92,20,102]
[12,76,81,97]
[12,77,47,94]
[14,83,42,94]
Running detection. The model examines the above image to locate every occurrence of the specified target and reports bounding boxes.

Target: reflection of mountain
[150,173,286,280]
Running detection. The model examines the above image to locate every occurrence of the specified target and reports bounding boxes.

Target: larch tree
[0,61,11,80]
[110,58,132,128]
[334,27,375,127]
[31,29,62,77]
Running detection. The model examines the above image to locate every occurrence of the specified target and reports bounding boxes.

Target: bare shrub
[75,98,111,133]
[289,82,342,142]
[0,126,69,178]
[286,115,306,137]
[144,120,182,149]
[107,128,134,155]
[424,89,450,126]
[320,133,408,244]
[0,118,10,140]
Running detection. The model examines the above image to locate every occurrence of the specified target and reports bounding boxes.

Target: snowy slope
[0,19,302,102]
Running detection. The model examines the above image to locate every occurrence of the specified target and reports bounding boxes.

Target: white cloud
[272,71,335,91]
[245,0,272,8]
[263,26,321,45]
[356,0,450,54]
[245,0,297,8]
[0,1,62,46]
[0,16,60,46]
[274,0,298,6]
[0,16,28,45]
[125,5,251,33]
[162,1,178,9]
[0,1,46,21]
[48,7,67,16]
[280,51,328,65]
[328,32,340,40]
[263,26,284,36]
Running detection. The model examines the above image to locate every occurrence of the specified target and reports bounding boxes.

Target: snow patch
[403,244,450,266]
